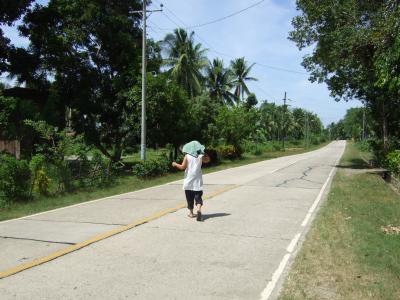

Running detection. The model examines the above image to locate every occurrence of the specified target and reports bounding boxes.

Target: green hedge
[0,153,31,204]
[132,155,171,178]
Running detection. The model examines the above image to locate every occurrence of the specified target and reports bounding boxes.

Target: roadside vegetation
[278,142,400,300]
[0,142,327,222]
[0,2,328,217]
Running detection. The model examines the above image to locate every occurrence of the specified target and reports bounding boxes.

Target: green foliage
[215,106,258,148]
[128,73,191,150]
[0,95,39,141]
[87,152,114,186]
[0,0,33,73]
[385,151,400,177]
[163,28,208,98]
[230,57,257,103]
[16,0,144,161]
[29,153,48,195]
[356,140,372,152]
[0,153,31,204]
[217,145,243,160]
[34,168,51,196]
[243,141,263,156]
[290,0,399,152]
[132,155,171,178]
[205,58,236,105]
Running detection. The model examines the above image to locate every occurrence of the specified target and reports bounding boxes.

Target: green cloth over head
[182,141,205,158]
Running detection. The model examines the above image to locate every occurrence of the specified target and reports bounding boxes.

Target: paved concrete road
[0,141,345,300]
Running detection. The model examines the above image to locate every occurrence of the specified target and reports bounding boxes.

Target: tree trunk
[174,145,178,160]
[382,100,389,153]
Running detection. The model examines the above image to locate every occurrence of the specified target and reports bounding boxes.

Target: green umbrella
[182,141,205,158]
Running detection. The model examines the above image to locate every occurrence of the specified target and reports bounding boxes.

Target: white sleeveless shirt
[183,154,203,191]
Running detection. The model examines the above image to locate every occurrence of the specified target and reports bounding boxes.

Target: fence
[0,140,20,159]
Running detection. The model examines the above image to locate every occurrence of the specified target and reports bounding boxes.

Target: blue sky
[1,0,360,125]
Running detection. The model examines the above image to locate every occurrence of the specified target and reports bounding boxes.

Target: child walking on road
[172,141,210,221]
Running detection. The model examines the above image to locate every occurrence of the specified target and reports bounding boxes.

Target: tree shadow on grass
[336,158,371,170]
[202,213,231,221]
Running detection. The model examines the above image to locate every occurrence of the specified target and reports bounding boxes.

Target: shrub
[252,145,263,156]
[87,152,114,186]
[244,142,264,156]
[132,155,170,178]
[356,140,371,152]
[218,145,242,159]
[385,150,400,176]
[35,168,51,195]
[0,153,31,203]
[29,154,49,195]
[271,142,282,151]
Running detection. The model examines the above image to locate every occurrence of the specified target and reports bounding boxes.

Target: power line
[152,5,308,76]
[153,0,265,30]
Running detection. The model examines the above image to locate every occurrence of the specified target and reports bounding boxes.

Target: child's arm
[172,155,188,170]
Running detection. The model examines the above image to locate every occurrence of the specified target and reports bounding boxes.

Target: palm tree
[205,58,236,105]
[230,57,257,104]
[163,28,208,98]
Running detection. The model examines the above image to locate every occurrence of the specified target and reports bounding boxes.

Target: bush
[385,150,400,177]
[218,145,242,159]
[243,142,264,156]
[271,142,282,151]
[35,168,51,195]
[356,140,372,152]
[132,155,170,178]
[87,152,114,186]
[0,153,31,203]
[29,154,50,195]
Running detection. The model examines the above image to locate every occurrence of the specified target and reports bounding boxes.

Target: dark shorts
[185,190,203,210]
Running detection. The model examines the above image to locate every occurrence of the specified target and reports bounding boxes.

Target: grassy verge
[0,142,327,222]
[278,142,400,300]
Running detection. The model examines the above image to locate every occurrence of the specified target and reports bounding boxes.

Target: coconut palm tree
[230,57,257,104]
[205,58,236,105]
[162,28,208,98]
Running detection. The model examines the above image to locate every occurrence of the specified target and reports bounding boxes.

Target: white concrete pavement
[0,141,346,299]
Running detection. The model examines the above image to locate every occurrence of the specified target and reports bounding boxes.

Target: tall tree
[163,28,208,99]
[230,57,257,104]
[205,58,236,105]
[0,0,33,74]
[13,0,144,161]
[289,0,399,152]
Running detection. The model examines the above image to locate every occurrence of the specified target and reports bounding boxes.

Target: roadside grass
[278,142,400,300]
[0,142,326,222]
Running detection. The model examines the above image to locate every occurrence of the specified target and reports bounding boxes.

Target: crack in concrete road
[23,219,127,226]
[275,166,323,188]
[0,236,75,245]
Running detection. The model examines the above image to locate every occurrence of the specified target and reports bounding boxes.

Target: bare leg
[188,209,195,218]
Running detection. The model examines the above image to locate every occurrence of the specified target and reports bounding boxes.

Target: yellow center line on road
[0,184,238,279]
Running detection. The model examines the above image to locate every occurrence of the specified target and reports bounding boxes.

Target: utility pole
[304,112,309,148]
[282,92,287,151]
[133,1,163,160]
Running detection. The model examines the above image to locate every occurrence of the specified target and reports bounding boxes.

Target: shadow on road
[202,213,231,221]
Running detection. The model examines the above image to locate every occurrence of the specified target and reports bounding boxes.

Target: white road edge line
[301,154,341,227]
[286,233,301,253]
[259,141,345,300]
[260,254,291,300]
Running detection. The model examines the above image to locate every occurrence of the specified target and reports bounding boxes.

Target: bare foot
[188,213,196,218]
